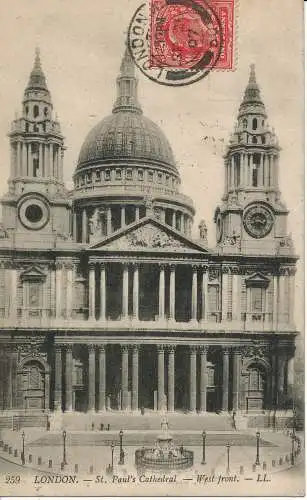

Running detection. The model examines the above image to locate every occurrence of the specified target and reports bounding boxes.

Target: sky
[0,0,304,329]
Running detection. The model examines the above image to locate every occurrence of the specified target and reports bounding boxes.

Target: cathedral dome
[76,47,178,176]
[77,111,176,172]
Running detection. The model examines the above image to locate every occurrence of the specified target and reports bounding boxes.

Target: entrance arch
[18,357,50,410]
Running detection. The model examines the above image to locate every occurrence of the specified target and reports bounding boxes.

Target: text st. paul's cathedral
[0,47,298,427]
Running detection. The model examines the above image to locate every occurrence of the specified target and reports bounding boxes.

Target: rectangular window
[251,287,264,312]
[138,169,144,181]
[148,171,153,182]
[105,170,111,181]
[115,169,122,180]
[157,173,163,183]
[126,169,132,180]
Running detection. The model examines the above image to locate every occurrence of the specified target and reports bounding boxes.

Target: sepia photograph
[0,0,304,496]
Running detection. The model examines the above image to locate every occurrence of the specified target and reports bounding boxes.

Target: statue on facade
[198,219,208,245]
[89,208,102,236]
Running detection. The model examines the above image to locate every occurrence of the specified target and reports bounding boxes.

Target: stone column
[180,213,184,232]
[273,275,278,329]
[121,206,126,228]
[132,346,139,412]
[161,209,166,224]
[50,266,56,317]
[200,346,207,412]
[222,268,230,321]
[201,266,208,322]
[55,263,62,318]
[9,269,17,319]
[135,206,140,222]
[277,352,285,404]
[232,273,240,321]
[98,346,106,411]
[244,153,249,186]
[132,264,139,320]
[66,264,73,319]
[232,349,241,411]
[167,346,175,412]
[54,346,62,411]
[121,345,129,410]
[169,265,176,321]
[222,348,230,412]
[107,207,112,235]
[231,155,235,187]
[88,345,96,411]
[49,143,54,177]
[157,345,165,411]
[89,263,96,320]
[99,264,106,321]
[22,143,27,177]
[172,211,176,229]
[65,346,73,412]
[189,347,197,412]
[191,266,198,321]
[38,143,43,176]
[16,141,21,176]
[158,265,165,319]
[122,264,129,319]
[82,209,87,243]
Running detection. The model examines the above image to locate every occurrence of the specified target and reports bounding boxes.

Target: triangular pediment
[245,272,270,286]
[20,266,46,281]
[89,217,208,253]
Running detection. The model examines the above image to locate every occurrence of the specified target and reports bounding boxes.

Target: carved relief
[125,225,185,249]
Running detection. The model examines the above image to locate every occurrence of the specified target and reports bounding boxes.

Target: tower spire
[238,64,266,118]
[112,45,142,114]
[26,47,49,93]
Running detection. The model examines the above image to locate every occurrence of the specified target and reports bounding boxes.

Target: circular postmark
[128,1,222,86]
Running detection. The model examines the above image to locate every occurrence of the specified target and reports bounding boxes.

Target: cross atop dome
[112,45,142,114]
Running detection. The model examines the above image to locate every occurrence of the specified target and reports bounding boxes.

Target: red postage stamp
[149,0,235,70]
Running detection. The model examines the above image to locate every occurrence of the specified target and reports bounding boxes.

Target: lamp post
[226,443,230,474]
[21,431,25,465]
[291,408,296,466]
[62,430,67,465]
[255,431,260,466]
[201,431,206,465]
[119,429,125,465]
[111,442,115,470]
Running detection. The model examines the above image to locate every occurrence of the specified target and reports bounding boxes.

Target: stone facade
[0,50,298,415]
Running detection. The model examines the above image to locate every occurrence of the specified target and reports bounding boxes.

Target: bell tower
[214,65,294,256]
[1,49,71,243]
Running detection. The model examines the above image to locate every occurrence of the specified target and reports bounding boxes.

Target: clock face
[18,196,50,230]
[216,212,223,243]
[243,204,274,239]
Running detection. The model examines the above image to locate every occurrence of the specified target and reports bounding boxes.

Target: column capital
[98,344,106,353]
[189,345,198,354]
[121,344,129,354]
[200,345,208,354]
[131,344,140,353]
[158,263,166,271]
[167,345,176,354]
[89,262,96,271]
[201,265,209,272]
[169,263,176,272]
[88,344,97,353]
[65,344,73,352]
[131,261,139,270]
[192,264,199,272]
[99,262,106,270]
[55,261,63,271]
[222,346,231,355]
[157,344,166,353]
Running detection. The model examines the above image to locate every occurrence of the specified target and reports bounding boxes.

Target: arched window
[44,106,48,117]
[33,105,39,118]
[261,135,265,144]
[25,105,29,116]
[252,118,257,130]
[252,136,257,144]
[252,153,260,186]
[25,123,29,132]
[33,124,39,132]
[243,118,248,129]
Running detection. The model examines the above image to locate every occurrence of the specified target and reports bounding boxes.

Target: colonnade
[74,204,193,243]
[226,152,278,191]
[12,140,63,180]
[87,262,208,322]
[53,343,244,413]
